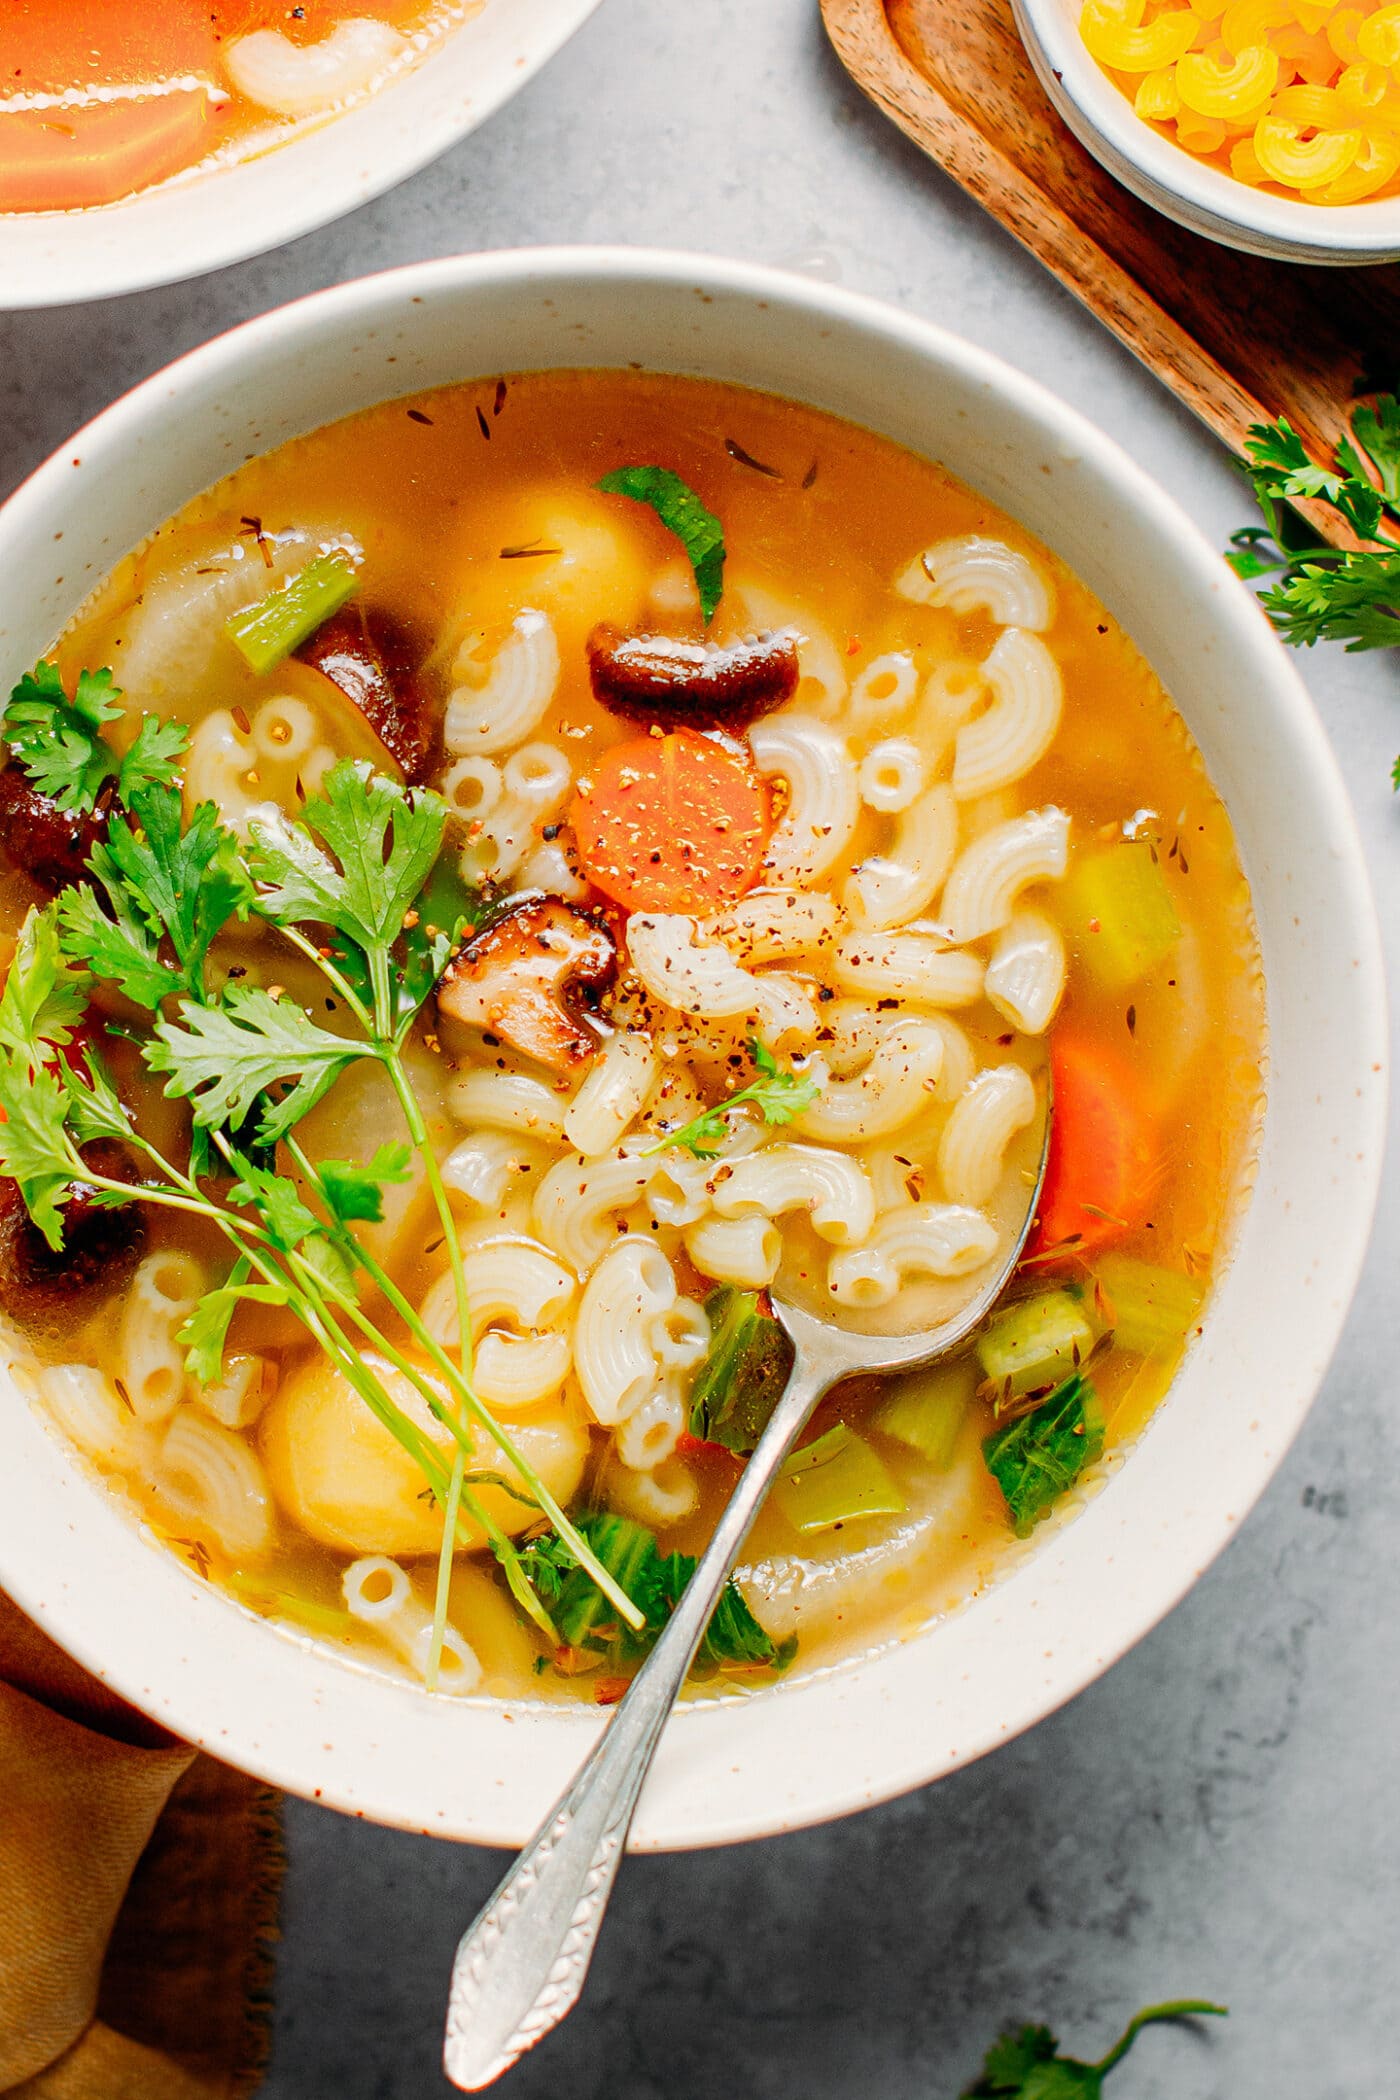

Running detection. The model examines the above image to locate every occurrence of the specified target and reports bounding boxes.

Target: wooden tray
[822,0,1400,548]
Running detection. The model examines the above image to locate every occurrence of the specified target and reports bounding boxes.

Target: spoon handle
[442,1348,830,2090]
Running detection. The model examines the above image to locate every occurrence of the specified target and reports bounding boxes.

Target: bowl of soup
[0,250,1383,1846]
[0,2,604,308]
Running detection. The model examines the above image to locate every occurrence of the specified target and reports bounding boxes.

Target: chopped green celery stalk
[977,1289,1095,1398]
[688,1286,793,1453]
[983,1372,1104,1538]
[1057,839,1182,991]
[227,1575,354,1637]
[225,551,358,675]
[1095,1252,1203,1357]
[773,1423,906,1535]
[874,1357,978,1469]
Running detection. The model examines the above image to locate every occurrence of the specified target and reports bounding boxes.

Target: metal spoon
[443,1095,1051,2089]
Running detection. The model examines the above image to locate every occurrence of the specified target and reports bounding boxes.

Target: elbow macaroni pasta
[1081,0,1400,201]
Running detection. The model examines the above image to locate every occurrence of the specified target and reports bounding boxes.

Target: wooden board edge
[819,0,1360,549]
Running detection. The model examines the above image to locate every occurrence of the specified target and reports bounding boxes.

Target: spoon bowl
[441,1087,1052,2089]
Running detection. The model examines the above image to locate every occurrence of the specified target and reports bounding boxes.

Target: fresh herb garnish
[3,661,187,816]
[0,729,644,1687]
[963,2000,1226,2098]
[981,1371,1104,1538]
[647,1038,820,1160]
[688,1286,793,1453]
[518,1510,793,1676]
[1227,408,1400,726]
[596,465,726,623]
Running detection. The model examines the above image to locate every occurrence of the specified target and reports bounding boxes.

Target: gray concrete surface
[1,2,1396,2093]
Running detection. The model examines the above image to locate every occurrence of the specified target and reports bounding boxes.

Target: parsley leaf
[62,786,252,1006]
[226,1152,322,1248]
[516,1510,793,1674]
[179,1256,254,1387]
[58,883,182,1011]
[597,465,726,622]
[3,662,188,816]
[59,1044,137,1149]
[1348,393,1400,508]
[0,1051,82,1248]
[147,985,374,1145]
[247,760,446,958]
[963,2001,1226,2098]
[118,715,191,801]
[1257,550,1400,651]
[318,1143,414,1226]
[982,1372,1104,1537]
[648,1038,821,1159]
[1229,410,1400,685]
[3,662,122,814]
[0,903,89,1064]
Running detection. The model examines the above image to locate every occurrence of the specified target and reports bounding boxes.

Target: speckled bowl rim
[0,0,604,309]
[0,248,1386,1849]
[1013,0,1400,263]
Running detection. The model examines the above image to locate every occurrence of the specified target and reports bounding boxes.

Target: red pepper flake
[595,1675,630,1706]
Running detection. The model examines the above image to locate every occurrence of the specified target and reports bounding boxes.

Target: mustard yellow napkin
[0,1591,279,2098]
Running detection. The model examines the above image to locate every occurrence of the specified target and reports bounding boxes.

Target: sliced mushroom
[0,1141,146,1338]
[586,626,799,732]
[297,604,432,783]
[438,898,616,1073]
[0,764,112,894]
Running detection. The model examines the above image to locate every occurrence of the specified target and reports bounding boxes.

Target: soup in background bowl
[0,1,604,308]
[0,252,1382,1847]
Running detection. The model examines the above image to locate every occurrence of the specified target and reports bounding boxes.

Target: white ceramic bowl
[0,2,602,309]
[1013,0,1400,262]
[0,250,1385,1848]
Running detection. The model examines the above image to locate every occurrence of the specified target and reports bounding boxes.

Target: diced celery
[874,1357,978,1469]
[1094,1253,1203,1357]
[688,1286,792,1453]
[1057,840,1182,991]
[976,1289,1095,1398]
[225,551,359,675]
[773,1424,906,1535]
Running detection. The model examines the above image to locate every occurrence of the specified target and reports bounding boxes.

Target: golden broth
[0,3,476,214]
[16,371,1264,1702]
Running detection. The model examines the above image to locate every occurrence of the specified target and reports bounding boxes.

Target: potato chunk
[260,1350,587,1556]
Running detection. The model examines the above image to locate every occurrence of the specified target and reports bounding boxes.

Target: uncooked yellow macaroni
[1082,0,1400,201]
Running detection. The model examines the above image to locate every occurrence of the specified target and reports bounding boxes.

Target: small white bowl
[0,250,1385,1848]
[0,1,603,309]
[1013,0,1400,263]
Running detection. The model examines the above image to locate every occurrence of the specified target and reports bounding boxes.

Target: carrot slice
[1028,1033,1160,1259]
[570,730,769,915]
[0,95,215,212]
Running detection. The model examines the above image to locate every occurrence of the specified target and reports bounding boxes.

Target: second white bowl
[1013,0,1400,263]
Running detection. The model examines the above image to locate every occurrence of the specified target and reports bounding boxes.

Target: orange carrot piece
[1029,1033,1159,1259]
[0,95,215,212]
[570,730,769,915]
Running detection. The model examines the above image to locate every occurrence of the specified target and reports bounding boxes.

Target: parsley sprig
[0,698,645,1677]
[1227,405,1400,768]
[646,1038,821,1160]
[3,662,186,814]
[964,1999,1226,2097]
